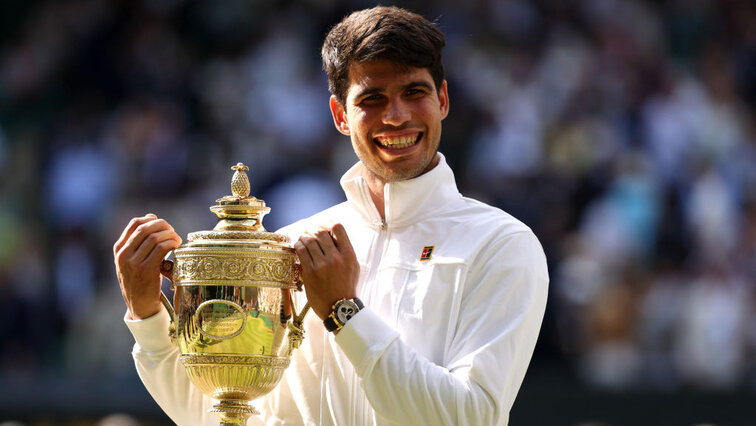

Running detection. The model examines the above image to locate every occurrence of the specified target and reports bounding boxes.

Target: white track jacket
[126,154,549,425]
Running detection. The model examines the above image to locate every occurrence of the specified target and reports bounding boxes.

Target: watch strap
[324,314,340,332]
[351,297,365,310]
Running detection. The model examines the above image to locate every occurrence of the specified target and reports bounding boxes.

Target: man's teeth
[376,135,418,149]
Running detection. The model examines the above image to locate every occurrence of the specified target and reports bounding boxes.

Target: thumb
[160,259,174,283]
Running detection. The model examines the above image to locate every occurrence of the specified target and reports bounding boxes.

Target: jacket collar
[340,153,463,229]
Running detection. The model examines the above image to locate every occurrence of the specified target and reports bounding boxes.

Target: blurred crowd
[1,414,162,426]
[0,0,754,407]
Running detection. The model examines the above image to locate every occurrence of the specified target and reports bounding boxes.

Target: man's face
[329,60,449,184]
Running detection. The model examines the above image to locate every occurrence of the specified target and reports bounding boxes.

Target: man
[114,6,548,425]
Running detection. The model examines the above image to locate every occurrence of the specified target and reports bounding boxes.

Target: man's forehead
[346,60,434,92]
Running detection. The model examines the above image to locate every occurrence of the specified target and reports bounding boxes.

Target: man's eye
[358,95,385,106]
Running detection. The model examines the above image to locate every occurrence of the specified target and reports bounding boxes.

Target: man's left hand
[294,223,359,320]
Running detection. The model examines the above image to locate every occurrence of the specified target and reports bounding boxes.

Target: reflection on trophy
[160,162,310,426]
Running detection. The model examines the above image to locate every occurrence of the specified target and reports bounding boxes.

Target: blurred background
[0,0,754,424]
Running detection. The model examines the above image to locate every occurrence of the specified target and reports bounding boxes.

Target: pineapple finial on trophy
[210,162,269,232]
[231,162,251,198]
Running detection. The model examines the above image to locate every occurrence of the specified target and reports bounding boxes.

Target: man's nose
[382,98,411,126]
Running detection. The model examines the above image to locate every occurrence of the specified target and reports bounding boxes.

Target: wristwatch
[323,298,364,332]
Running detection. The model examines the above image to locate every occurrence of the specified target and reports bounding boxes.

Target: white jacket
[126,154,549,425]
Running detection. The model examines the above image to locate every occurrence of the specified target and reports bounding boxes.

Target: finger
[294,240,314,269]
[160,259,174,283]
[121,219,175,259]
[144,237,181,271]
[113,214,157,255]
[143,240,181,285]
[136,229,181,264]
[313,228,338,257]
[330,223,355,255]
[130,228,179,264]
[300,233,326,260]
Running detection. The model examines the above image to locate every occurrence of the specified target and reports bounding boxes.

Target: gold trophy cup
[159,163,309,425]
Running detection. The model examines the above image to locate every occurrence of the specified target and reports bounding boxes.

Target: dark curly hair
[321,6,446,105]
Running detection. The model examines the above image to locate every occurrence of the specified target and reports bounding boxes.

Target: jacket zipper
[355,180,390,424]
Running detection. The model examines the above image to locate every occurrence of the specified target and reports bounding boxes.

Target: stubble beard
[364,149,439,184]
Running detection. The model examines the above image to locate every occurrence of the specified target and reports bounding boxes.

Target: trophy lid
[186,162,289,245]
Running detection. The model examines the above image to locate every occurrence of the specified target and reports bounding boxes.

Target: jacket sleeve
[335,230,549,425]
[125,308,219,426]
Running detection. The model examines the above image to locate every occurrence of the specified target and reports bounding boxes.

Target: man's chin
[372,163,435,183]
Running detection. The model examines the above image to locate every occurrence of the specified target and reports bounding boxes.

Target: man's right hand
[113,214,182,320]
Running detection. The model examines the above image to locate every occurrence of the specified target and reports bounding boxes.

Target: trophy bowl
[160,163,309,426]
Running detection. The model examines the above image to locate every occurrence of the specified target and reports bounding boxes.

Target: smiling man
[328,60,448,219]
[116,6,548,425]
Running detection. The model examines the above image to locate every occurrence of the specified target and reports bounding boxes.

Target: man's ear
[439,80,450,120]
[329,95,350,135]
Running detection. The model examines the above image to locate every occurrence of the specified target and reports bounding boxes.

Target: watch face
[335,300,360,324]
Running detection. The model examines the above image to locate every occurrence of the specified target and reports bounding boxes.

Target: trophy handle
[287,262,310,351]
[287,300,310,352]
[160,256,178,346]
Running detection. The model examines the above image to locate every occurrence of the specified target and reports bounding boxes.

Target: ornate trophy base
[180,353,290,425]
[212,400,258,425]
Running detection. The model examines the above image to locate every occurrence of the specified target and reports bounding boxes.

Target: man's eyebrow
[354,81,434,100]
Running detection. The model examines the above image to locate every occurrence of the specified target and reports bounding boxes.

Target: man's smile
[374,132,423,150]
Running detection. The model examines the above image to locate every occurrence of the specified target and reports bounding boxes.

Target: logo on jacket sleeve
[420,246,434,261]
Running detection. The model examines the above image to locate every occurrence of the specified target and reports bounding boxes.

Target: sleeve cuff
[124,307,174,353]
[334,307,399,376]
